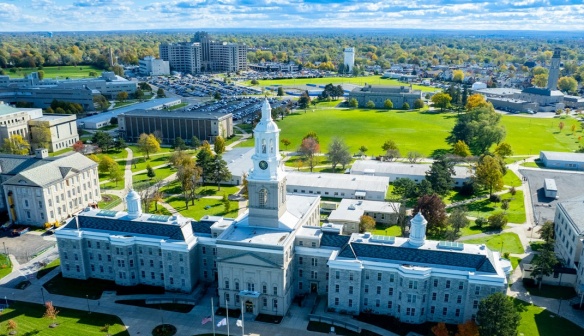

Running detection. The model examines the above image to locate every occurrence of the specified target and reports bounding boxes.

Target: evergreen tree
[476,292,520,336]
[425,156,455,196]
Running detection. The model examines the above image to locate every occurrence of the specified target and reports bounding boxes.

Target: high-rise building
[344,47,355,73]
[547,48,561,90]
[159,32,247,74]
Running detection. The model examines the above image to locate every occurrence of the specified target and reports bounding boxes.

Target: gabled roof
[337,241,497,273]
[321,232,350,248]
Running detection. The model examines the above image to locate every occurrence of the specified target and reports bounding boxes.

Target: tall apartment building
[159,32,247,74]
[56,100,507,326]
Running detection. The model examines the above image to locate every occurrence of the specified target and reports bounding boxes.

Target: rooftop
[541,151,584,162]
[0,103,40,116]
[223,148,254,177]
[557,195,584,235]
[78,98,182,124]
[286,172,389,193]
[328,199,400,223]
[121,108,229,119]
[351,160,472,179]
[521,87,564,97]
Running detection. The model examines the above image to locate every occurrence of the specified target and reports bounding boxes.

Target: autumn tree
[456,320,479,336]
[299,137,320,172]
[559,121,565,132]
[476,293,520,336]
[98,155,116,173]
[384,99,393,109]
[281,138,291,150]
[176,157,202,208]
[44,301,59,326]
[72,140,85,153]
[431,92,452,111]
[214,136,226,154]
[108,162,123,187]
[1,135,30,155]
[494,142,513,158]
[30,124,52,150]
[452,69,465,83]
[359,215,376,233]
[414,194,448,234]
[465,93,490,111]
[116,91,128,102]
[6,319,17,335]
[431,322,449,336]
[475,155,504,196]
[137,133,160,159]
[532,73,548,87]
[557,76,578,93]
[453,140,471,157]
[326,137,352,171]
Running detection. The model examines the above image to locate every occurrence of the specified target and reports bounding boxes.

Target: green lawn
[165,196,240,221]
[234,137,255,148]
[161,181,241,197]
[36,259,61,279]
[514,298,584,336]
[504,156,531,164]
[133,166,175,183]
[145,203,172,216]
[464,232,525,254]
[100,180,125,191]
[510,256,521,270]
[113,101,136,108]
[98,194,121,210]
[97,148,129,161]
[0,301,128,336]
[371,225,402,237]
[503,170,522,187]
[459,223,507,237]
[0,254,12,279]
[460,191,526,224]
[130,155,173,173]
[49,147,74,157]
[6,65,103,79]
[168,102,188,110]
[252,109,583,157]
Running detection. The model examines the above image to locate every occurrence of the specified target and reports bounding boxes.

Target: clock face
[259,160,268,170]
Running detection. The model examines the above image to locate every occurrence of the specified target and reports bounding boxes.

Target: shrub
[459,181,475,196]
[488,212,508,229]
[503,252,510,259]
[509,186,516,196]
[490,194,502,203]
[54,221,61,228]
[250,79,259,85]
[44,222,53,229]
[475,217,488,228]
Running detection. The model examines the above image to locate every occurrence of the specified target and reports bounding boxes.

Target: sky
[0,0,583,32]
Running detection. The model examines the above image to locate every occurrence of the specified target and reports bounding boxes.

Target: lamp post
[40,287,46,305]
[86,295,91,314]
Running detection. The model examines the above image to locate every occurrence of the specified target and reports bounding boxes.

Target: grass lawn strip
[0,254,12,279]
[503,170,522,187]
[7,65,103,79]
[165,196,239,221]
[36,259,61,279]
[0,300,128,335]
[525,284,577,300]
[460,190,526,224]
[514,298,584,336]
[463,232,525,254]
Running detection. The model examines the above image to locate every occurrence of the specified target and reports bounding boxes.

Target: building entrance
[245,301,253,313]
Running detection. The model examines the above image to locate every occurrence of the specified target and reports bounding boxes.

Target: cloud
[73,0,114,7]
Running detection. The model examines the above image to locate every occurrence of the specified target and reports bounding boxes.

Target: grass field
[464,232,525,254]
[372,225,402,237]
[98,194,121,210]
[514,298,584,336]
[133,166,175,184]
[50,147,74,157]
[36,259,61,279]
[247,109,584,157]
[6,65,103,79]
[503,170,522,187]
[165,196,240,221]
[462,191,526,223]
[243,76,439,93]
[0,301,128,336]
[0,254,12,279]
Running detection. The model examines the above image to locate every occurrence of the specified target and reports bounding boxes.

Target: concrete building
[327,199,401,234]
[349,85,422,109]
[77,98,182,129]
[139,56,170,76]
[118,109,233,145]
[249,62,299,73]
[553,195,584,296]
[350,161,472,187]
[540,151,584,171]
[0,150,100,226]
[54,100,508,326]
[159,32,247,74]
[0,103,79,153]
[285,172,389,201]
[343,47,355,73]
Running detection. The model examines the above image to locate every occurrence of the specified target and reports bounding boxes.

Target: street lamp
[86,295,91,314]
[40,287,46,305]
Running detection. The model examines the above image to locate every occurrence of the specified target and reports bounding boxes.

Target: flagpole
[226,297,230,336]
[212,297,216,336]
[241,299,245,336]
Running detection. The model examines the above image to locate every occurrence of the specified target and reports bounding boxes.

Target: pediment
[220,252,281,268]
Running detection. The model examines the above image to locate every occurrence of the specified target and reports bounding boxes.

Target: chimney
[35,148,48,159]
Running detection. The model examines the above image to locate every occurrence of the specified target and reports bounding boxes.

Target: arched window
[262,139,267,153]
[259,188,268,207]
[270,139,274,153]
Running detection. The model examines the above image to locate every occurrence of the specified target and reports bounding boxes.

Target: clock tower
[247,99,287,228]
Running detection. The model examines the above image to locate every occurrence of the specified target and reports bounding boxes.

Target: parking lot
[148,75,261,97]
[0,230,56,263]
[521,169,584,224]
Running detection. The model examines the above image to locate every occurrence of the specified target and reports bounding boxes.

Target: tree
[298,91,311,109]
[196,143,214,184]
[72,140,85,153]
[456,320,479,336]
[365,100,375,108]
[358,145,368,155]
[205,155,232,190]
[277,87,284,96]
[449,106,506,155]
[476,292,520,336]
[30,124,52,150]
[326,137,352,171]
[348,98,358,108]
[539,220,555,245]
[281,138,291,150]
[213,91,222,100]
[108,162,123,187]
[384,99,393,109]
[116,91,128,102]
[137,133,160,159]
[426,157,455,196]
[87,154,100,162]
[402,102,410,110]
[392,178,419,200]
[431,322,449,336]
[134,88,144,100]
[407,151,422,163]
[1,135,30,155]
[222,193,231,213]
[176,157,202,208]
[465,93,490,111]
[37,70,45,80]
[413,98,424,109]
[414,194,448,234]
[146,164,156,180]
[487,212,507,229]
[92,131,113,152]
[156,88,165,98]
[475,155,504,196]
[558,121,565,132]
[452,69,465,83]
[44,301,60,326]
[494,142,513,158]
[191,136,201,148]
[214,136,226,154]
[110,117,118,125]
[453,140,471,157]
[431,92,452,111]
[557,76,578,93]
[532,248,559,289]
[115,138,127,150]
[448,207,470,240]
[359,215,376,233]
[299,137,320,172]
[98,155,116,173]
[250,79,259,85]
[173,137,187,151]
[100,324,111,336]
[532,73,548,87]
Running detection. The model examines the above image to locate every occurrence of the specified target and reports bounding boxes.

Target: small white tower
[126,189,142,220]
[343,47,355,73]
[408,212,428,248]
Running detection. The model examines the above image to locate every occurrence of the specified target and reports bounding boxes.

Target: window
[273,286,277,295]
[377,273,382,281]
[388,301,393,309]
[443,307,448,316]
[430,306,435,314]
[258,189,268,207]
[311,271,317,279]
[459,282,464,290]
[299,270,303,278]
[299,282,303,290]
[311,258,317,267]
[388,288,394,296]
[225,280,230,289]
[457,295,462,304]
[473,300,479,309]
[235,282,240,290]
[335,298,339,306]
[349,286,353,294]
[456,309,461,317]
[364,285,369,293]
[349,272,353,281]
[273,299,278,310]
[335,271,340,279]
[335,284,339,293]
[433,279,438,287]
[299,257,303,264]
[225,293,230,302]
[390,274,395,282]
[446,280,451,289]
[376,286,381,295]
[444,294,449,303]
[247,283,255,292]
[364,298,368,306]
[262,284,267,294]
[348,299,353,308]
[432,292,437,301]
[475,286,481,295]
